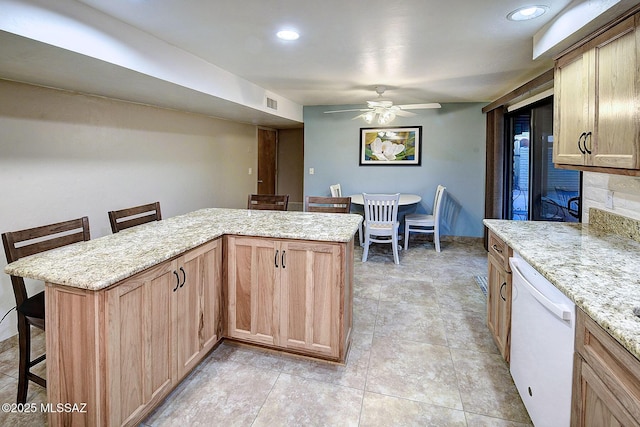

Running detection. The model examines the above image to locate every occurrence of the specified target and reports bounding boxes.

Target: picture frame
[359,126,422,166]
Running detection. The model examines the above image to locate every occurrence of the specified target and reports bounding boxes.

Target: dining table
[348,193,422,206]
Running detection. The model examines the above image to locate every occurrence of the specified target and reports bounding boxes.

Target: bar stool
[2,217,90,403]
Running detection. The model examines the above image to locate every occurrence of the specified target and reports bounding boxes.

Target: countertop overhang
[4,208,362,291]
[484,219,640,361]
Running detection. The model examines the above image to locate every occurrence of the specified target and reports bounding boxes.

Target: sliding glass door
[506,98,581,222]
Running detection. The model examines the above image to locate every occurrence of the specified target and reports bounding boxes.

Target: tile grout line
[356,286,381,426]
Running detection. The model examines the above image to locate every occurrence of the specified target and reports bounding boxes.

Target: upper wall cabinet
[554,14,640,175]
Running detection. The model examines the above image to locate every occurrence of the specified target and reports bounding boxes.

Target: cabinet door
[487,254,511,362]
[554,50,589,166]
[592,16,639,169]
[227,236,279,346]
[573,356,639,427]
[280,241,341,358]
[174,239,222,380]
[106,260,175,426]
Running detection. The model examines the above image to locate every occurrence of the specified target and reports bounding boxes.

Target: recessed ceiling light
[276,30,299,41]
[507,5,549,21]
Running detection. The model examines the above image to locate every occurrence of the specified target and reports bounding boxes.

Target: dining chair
[362,193,401,264]
[404,185,446,252]
[108,201,162,233]
[2,216,91,403]
[247,194,289,211]
[305,196,351,213]
[329,184,342,198]
[332,183,364,246]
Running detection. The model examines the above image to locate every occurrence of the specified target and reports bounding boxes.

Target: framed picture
[359,126,422,166]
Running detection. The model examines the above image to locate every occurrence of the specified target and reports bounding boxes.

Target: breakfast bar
[5,208,362,427]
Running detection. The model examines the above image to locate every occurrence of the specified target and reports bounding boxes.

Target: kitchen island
[484,209,640,426]
[5,208,361,427]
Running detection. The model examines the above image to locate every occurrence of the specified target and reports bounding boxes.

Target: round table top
[349,193,422,206]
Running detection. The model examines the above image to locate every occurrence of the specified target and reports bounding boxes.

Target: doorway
[505,98,581,222]
[257,128,277,194]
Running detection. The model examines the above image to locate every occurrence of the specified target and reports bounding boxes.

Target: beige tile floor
[0,239,532,426]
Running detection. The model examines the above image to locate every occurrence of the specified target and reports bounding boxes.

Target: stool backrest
[109,201,161,233]
[2,217,90,306]
[247,194,289,211]
[305,196,351,213]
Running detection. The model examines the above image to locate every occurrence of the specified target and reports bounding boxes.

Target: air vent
[266,97,278,110]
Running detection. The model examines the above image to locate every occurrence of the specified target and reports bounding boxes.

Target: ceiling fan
[324,86,441,125]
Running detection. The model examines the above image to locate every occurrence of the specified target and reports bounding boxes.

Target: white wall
[0,80,258,341]
[582,172,640,222]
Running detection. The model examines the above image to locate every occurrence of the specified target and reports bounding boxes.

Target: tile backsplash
[582,172,640,223]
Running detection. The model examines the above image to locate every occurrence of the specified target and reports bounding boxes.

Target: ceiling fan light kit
[324,86,441,124]
[363,109,396,125]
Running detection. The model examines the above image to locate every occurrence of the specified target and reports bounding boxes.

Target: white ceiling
[76,0,567,105]
[0,0,638,127]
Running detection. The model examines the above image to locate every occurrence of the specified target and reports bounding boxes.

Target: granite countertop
[4,208,362,291]
[483,218,640,361]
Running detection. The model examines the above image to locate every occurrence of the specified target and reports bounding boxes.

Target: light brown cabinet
[226,235,352,361]
[554,14,640,173]
[226,236,280,346]
[105,260,176,426]
[173,239,222,380]
[572,308,640,426]
[46,239,222,427]
[279,241,342,358]
[486,230,512,362]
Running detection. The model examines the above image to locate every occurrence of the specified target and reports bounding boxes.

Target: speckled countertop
[483,218,640,361]
[4,208,362,291]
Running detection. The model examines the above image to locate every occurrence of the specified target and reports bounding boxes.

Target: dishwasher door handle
[510,258,572,321]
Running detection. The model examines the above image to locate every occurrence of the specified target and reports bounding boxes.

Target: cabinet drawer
[488,230,512,272]
[574,308,640,424]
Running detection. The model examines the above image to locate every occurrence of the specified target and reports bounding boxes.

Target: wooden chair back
[247,194,289,211]
[108,201,161,233]
[2,217,90,308]
[305,196,351,213]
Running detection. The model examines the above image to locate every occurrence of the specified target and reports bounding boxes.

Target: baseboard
[410,234,483,244]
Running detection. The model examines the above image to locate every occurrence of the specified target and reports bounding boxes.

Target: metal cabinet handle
[274,249,279,267]
[577,132,586,154]
[584,131,592,154]
[173,270,180,292]
[281,250,286,269]
[499,282,507,301]
[179,267,186,288]
[492,244,502,254]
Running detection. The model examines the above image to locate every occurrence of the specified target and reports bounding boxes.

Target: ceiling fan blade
[395,110,417,117]
[324,108,370,114]
[397,103,442,110]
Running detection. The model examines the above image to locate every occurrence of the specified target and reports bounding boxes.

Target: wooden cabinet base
[226,236,354,363]
[572,308,640,426]
[44,235,354,426]
[45,239,223,427]
[486,230,512,362]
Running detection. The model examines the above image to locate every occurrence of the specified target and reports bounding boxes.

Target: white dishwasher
[509,251,575,427]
